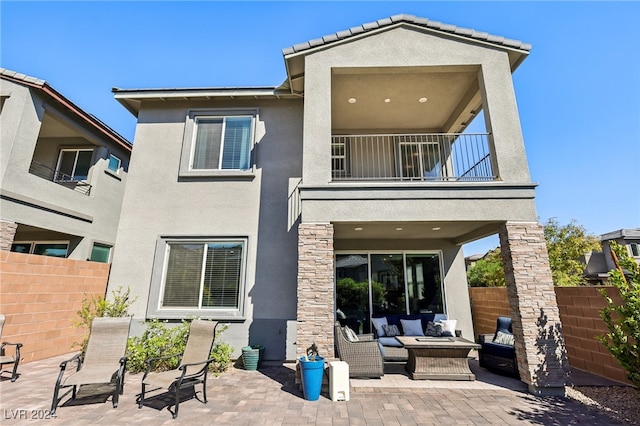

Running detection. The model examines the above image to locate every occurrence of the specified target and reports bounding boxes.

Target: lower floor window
[90,243,112,263]
[161,240,245,310]
[11,241,68,258]
[335,252,444,334]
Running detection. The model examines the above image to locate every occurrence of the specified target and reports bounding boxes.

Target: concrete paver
[0,353,624,425]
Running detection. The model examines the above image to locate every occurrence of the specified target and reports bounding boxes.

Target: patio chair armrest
[142,352,183,378]
[478,334,494,344]
[358,334,375,341]
[178,358,214,383]
[58,352,82,370]
[1,341,23,349]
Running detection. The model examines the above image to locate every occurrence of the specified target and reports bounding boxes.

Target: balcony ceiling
[333,221,501,245]
[38,112,84,138]
[331,66,481,134]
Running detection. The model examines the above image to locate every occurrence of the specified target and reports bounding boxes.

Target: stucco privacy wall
[300,25,531,187]
[0,251,109,363]
[468,286,631,385]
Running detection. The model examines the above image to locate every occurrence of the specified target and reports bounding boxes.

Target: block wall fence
[468,286,630,385]
[0,251,109,363]
[0,250,631,386]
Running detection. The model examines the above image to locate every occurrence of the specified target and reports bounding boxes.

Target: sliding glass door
[335,252,444,335]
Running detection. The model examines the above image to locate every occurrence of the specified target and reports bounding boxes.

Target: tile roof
[282,14,531,56]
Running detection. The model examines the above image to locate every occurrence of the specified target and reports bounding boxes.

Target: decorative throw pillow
[440,319,457,337]
[400,319,425,336]
[493,330,515,346]
[425,321,443,337]
[382,324,400,337]
[371,317,388,337]
[343,326,359,342]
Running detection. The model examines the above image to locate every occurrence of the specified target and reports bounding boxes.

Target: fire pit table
[395,336,481,381]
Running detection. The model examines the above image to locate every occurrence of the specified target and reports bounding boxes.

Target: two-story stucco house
[0,68,132,262]
[108,15,568,395]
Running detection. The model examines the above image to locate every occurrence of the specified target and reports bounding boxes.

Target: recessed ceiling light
[419,97,428,103]
[432,227,441,231]
[348,98,357,104]
[354,227,363,231]
[395,227,403,231]
[384,98,391,103]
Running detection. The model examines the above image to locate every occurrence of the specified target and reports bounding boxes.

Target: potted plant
[298,343,325,401]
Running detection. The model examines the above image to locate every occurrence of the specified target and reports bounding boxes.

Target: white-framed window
[55,149,93,181]
[191,116,253,170]
[90,243,112,263]
[179,110,256,178]
[10,241,69,258]
[148,237,247,319]
[629,243,640,257]
[107,154,121,173]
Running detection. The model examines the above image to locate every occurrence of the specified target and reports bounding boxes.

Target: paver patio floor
[0,353,623,425]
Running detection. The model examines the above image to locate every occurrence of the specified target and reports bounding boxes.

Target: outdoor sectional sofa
[371,313,457,361]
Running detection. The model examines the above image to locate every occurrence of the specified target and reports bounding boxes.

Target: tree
[597,242,640,387]
[543,218,601,286]
[467,249,506,287]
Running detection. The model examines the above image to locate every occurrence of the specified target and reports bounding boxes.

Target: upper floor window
[629,243,640,257]
[179,110,256,178]
[108,154,121,173]
[56,149,93,181]
[191,116,252,170]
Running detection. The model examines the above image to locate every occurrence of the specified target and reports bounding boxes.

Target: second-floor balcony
[331,133,495,182]
[29,161,92,196]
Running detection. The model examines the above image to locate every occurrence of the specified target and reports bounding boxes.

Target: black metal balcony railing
[28,161,92,196]
[331,133,495,182]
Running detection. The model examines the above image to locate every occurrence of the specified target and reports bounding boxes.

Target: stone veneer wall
[0,220,18,251]
[0,251,109,363]
[499,222,570,395]
[297,223,334,358]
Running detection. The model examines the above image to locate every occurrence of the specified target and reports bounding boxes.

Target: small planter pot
[241,346,260,371]
[298,356,325,401]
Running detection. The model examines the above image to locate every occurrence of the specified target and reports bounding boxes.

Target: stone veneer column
[499,222,569,396]
[0,220,18,251]
[297,223,335,358]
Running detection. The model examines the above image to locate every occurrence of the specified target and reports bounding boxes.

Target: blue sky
[2,1,639,256]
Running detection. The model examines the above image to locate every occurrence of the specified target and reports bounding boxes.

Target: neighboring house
[0,68,131,262]
[584,228,640,283]
[108,15,566,395]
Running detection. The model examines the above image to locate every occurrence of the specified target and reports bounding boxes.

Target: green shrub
[597,242,640,388]
[126,319,233,377]
[73,287,133,354]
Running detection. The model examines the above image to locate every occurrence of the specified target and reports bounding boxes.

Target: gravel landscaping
[566,385,640,425]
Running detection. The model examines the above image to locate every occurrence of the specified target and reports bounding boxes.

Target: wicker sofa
[371,313,452,362]
[334,322,384,378]
[478,317,518,377]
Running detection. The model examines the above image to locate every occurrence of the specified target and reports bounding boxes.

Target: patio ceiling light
[419,97,428,103]
[432,227,441,231]
[384,98,391,103]
[354,227,363,231]
[395,227,403,231]
[348,98,357,104]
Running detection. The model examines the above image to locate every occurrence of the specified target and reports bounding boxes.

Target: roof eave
[1,70,132,152]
